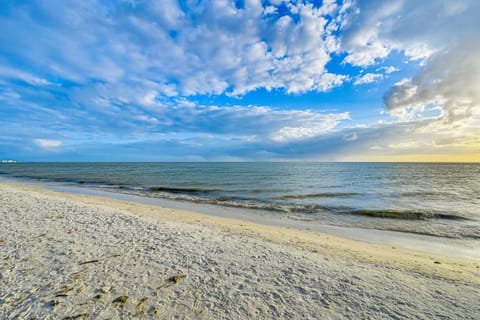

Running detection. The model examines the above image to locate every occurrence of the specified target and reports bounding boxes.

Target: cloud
[134,115,159,124]
[340,0,469,67]
[0,0,478,161]
[156,104,351,142]
[0,0,352,96]
[384,42,480,127]
[432,136,480,147]
[3,113,476,161]
[353,73,383,85]
[34,139,62,149]
[0,66,51,85]
[270,112,350,142]
[343,132,358,141]
[1,78,352,151]
[377,66,399,74]
[339,0,479,138]
[388,141,418,149]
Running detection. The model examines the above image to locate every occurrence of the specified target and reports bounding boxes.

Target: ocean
[1,162,479,242]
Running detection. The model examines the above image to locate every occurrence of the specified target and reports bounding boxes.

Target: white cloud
[353,73,383,85]
[377,66,399,74]
[263,6,276,15]
[134,115,159,124]
[337,0,480,141]
[34,139,62,149]
[0,66,51,86]
[384,42,480,127]
[138,91,158,106]
[0,1,352,97]
[1,0,479,161]
[340,0,478,67]
[271,112,350,142]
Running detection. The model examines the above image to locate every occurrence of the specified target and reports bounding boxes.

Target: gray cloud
[341,0,478,66]
[340,0,479,138]
[384,42,480,126]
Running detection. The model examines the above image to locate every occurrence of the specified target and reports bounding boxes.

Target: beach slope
[1,182,479,319]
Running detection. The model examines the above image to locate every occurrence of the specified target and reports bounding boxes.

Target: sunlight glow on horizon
[342,154,480,163]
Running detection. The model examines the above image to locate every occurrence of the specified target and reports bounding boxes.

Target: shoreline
[1,181,479,318]
[2,180,480,273]
[2,176,479,262]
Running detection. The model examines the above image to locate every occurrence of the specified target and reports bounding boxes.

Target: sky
[0,0,479,162]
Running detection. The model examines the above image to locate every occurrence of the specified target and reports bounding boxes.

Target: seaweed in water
[344,209,469,221]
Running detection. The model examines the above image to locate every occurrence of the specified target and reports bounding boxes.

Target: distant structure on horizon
[1,160,16,163]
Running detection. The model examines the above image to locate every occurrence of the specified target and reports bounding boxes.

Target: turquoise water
[1,162,479,240]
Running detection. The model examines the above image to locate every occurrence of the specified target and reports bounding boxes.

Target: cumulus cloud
[34,139,62,149]
[0,0,352,96]
[384,42,480,126]
[340,0,474,66]
[340,0,479,140]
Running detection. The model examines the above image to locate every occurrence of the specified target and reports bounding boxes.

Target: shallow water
[1,162,479,240]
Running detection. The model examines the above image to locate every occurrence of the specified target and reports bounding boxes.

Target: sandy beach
[1,182,479,319]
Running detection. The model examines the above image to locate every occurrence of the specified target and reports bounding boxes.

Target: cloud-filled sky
[0,0,479,161]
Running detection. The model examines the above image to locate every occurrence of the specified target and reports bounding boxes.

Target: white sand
[1,182,479,319]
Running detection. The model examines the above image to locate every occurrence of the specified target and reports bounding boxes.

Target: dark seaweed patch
[148,186,224,194]
[343,209,470,221]
[274,192,360,200]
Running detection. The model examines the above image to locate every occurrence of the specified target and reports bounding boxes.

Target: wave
[1,172,473,223]
[0,173,116,186]
[94,185,471,222]
[209,198,326,214]
[111,187,471,222]
[274,192,360,200]
[399,191,445,197]
[379,227,480,240]
[147,186,290,195]
[148,186,224,194]
[111,187,328,214]
[342,209,470,221]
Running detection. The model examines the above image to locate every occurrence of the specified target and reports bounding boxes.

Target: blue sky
[0,0,479,161]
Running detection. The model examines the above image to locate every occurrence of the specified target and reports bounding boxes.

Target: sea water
[1,162,479,241]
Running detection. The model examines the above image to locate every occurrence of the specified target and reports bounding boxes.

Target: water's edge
[2,176,479,261]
